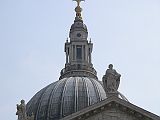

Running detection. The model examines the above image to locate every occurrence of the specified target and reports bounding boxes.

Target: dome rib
[45,83,59,120]
[35,84,51,120]
[89,78,101,101]
[26,77,107,120]
[74,77,78,112]
[85,77,98,105]
[76,77,88,111]
[46,78,67,120]
[27,86,49,117]
[91,78,106,101]
[61,77,76,117]
[81,77,89,108]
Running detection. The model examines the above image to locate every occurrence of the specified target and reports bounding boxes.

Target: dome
[25,2,128,120]
[26,77,106,120]
[70,19,88,33]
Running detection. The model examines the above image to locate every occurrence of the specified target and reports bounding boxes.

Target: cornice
[60,96,160,120]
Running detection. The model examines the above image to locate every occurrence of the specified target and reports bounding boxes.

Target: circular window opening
[77,33,81,37]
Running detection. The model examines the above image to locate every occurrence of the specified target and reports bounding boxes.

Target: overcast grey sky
[0,0,160,120]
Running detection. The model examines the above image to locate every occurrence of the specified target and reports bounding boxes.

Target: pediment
[61,96,160,120]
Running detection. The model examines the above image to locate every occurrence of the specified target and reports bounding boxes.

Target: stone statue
[16,100,27,120]
[103,64,121,94]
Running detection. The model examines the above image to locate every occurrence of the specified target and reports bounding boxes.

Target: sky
[0,0,160,120]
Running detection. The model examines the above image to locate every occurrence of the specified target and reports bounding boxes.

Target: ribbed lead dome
[25,2,128,120]
[26,77,106,120]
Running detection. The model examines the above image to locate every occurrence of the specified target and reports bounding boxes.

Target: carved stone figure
[103,64,121,93]
[16,100,27,120]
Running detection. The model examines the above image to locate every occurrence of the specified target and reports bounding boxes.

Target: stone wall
[85,108,140,120]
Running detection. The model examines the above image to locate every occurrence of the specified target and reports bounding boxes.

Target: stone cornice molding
[60,96,160,120]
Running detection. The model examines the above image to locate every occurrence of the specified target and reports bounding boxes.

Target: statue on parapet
[103,64,121,94]
[16,100,27,120]
[16,100,34,120]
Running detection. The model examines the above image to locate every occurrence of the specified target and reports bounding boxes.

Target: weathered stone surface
[61,96,160,120]
[102,64,121,95]
[16,100,34,120]
[16,100,27,120]
[85,108,139,120]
